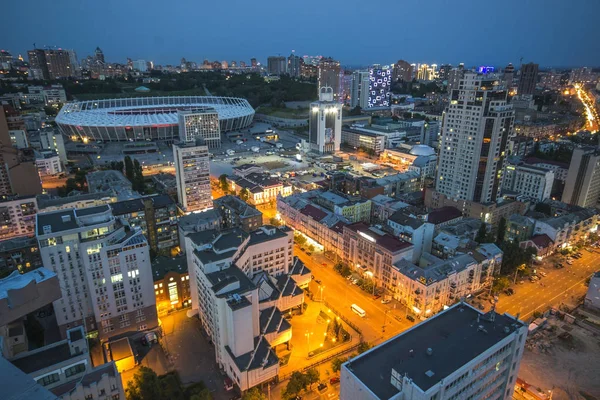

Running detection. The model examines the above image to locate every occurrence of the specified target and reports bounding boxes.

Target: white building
[351,70,370,109]
[36,205,158,340]
[562,146,600,208]
[531,208,598,249]
[35,151,63,176]
[9,130,28,149]
[0,195,38,241]
[502,163,554,201]
[40,129,67,164]
[340,303,527,400]
[173,140,212,213]
[178,109,221,149]
[387,210,434,263]
[309,87,342,154]
[436,72,514,203]
[185,225,307,391]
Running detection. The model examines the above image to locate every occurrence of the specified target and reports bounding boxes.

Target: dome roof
[409,145,435,156]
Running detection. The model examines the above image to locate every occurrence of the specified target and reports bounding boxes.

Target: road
[493,248,597,320]
[575,84,599,133]
[41,174,69,189]
[295,245,414,344]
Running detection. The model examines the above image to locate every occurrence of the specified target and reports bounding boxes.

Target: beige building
[562,146,600,208]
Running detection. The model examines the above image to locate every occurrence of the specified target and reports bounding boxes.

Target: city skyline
[2,0,600,68]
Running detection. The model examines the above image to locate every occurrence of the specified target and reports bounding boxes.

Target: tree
[269,217,281,227]
[126,367,161,400]
[496,217,507,244]
[294,234,307,246]
[284,371,307,399]
[133,159,145,193]
[492,276,511,293]
[331,356,349,373]
[357,341,372,354]
[475,223,488,244]
[239,187,250,202]
[307,244,315,252]
[305,368,320,390]
[124,156,135,182]
[241,387,267,400]
[219,174,229,193]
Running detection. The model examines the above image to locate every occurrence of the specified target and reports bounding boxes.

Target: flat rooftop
[345,303,525,398]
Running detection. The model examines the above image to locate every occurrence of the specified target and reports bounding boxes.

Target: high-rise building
[340,302,527,400]
[446,65,465,94]
[502,162,554,201]
[27,49,49,80]
[178,109,221,148]
[94,47,105,63]
[133,59,147,72]
[36,205,158,340]
[318,57,341,101]
[368,67,391,107]
[0,50,13,70]
[309,87,342,154]
[416,63,437,81]
[517,62,538,95]
[562,146,600,207]
[350,70,370,109]
[250,58,257,68]
[267,56,286,75]
[173,140,212,213]
[44,49,77,79]
[503,63,515,88]
[392,60,413,82]
[437,64,452,81]
[436,72,514,203]
[287,52,302,78]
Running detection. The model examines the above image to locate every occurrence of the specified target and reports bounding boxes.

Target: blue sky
[1,0,599,68]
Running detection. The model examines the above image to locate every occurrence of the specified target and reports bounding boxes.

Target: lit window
[154,284,158,289]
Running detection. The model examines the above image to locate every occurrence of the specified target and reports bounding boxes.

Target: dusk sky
[2,0,599,68]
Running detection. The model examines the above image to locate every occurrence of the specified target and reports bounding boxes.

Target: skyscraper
[287,52,302,78]
[177,109,221,149]
[250,58,257,68]
[392,60,413,82]
[318,57,341,101]
[503,63,515,87]
[350,70,370,109]
[368,67,391,107]
[27,49,49,80]
[309,87,342,154]
[517,62,538,95]
[446,66,465,94]
[173,141,212,212]
[436,72,514,203]
[562,147,600,207]
[267,56,286,75]
[94,47,105,63]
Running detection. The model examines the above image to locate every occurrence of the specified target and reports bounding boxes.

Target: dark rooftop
[345,304,525,398]
[75,204,111,217]
[109,337,133,361]
[290,257,311,276]
[300,204,328,222]
[427,206,463,225]
[206,266,255,297]
[111,194,174,215]
[345,222,413,253]
[152,256,188,281]
[11,342,78,374]
[260,306,291,336]
[388,210,425,230]
[225,336,278,372]
[50,363,118,397]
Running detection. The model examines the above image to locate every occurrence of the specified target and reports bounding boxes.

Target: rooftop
[189,228,249,264]
[260,306,291,336]
[0,357,56,400]
[178,209,221,233]
[11,341,79,374]
[394,253,477,285]
[0,268,56,301]
[388,210,425,230]
[36,191,116,211]
[50,362,118,397]
[427,206,462,225]
[0,235,38,253]
[152,256,188,281]
[345,303,525,397]
[346,222,413,253]
[225,336,278,372]
[206,265,255,297]
[111,194,174,215]
[108,337,133,361]
[215,195,262,219]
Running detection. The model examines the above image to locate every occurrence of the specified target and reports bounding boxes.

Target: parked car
[306,252,312,256]
[300,247,305,252]
[318,383,328,393]
[330,377,340,384]
[406,315,415,322]
[381,298,391,304]
[314,279,322,285]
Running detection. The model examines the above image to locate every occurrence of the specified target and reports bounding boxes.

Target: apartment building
[35,151,63,176]
[173,140,212,213]
[313,191,372,223]
[392,244,501,316]
[340,303,527,400]
[214,195,263,232]
[341,128,386,155]
[370,195,411,224]
[37,192,117,213]
[110,194,178,253]
[229,172,292,206]
[152,256,191,315]
[531,208,598,249]
[0,195,38,241]
[343,222,413,291]
[561,146,600,208]
[502,162,554,201]
[0,235,42,275]
[36,205,157,340]
[375,171,421,198]
[387,210,434,263]
[184,225,307,391]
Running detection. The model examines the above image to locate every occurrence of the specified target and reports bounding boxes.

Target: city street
[494,249,598,320]
[295,246,414,344]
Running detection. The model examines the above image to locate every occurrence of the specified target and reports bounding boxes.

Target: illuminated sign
[358,231,376,243]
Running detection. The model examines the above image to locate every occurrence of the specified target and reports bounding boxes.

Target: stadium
[56,96,255,142]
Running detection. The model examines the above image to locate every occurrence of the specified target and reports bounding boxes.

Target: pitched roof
[530,234,553,248]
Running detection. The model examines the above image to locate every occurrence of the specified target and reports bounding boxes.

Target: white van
[351,304,366,317]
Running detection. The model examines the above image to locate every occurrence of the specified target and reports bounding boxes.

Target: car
[314,279,322,285]
[306,252,312,256]
[300,247,305,252]
[140,332,158,346]
[518,280,525,284]
[317,383,328,393]
[329,377,340,385]
[539,271,547,277]
[478,304,485,310]
[406,315,415,322]
[381,298,391,304]
[322,262,327,267]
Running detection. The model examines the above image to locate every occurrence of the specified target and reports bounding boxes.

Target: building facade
[436,73,514,203]
[502,163,554,201]
[35,151,63,176]
[36,205,158,340]
[393,60,413,82]
[341,128,385,155]
[267,56,286,75]
[0,195,38,241]
[178,109,221,149]
[214,195,263,232]
[562,147,600,208]
[350,70,370,109]
[174,140,212,213]
[368,67,392,108]
[518,63,539,96]
[309,87,342,154]
[318,57,341,102]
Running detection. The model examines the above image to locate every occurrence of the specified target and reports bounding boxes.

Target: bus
[351,304,366,318]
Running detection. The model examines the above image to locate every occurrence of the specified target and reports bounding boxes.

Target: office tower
[340,302,527,400]
[518,62,539,95]
[503,63,515,87]
[250,58,257,68]
[43,49,76,79]
[94,47,105,63]
[438,64,452,81]
[36,205,158,340]
[562,147,600,207]
[133,59,147,72]
[27,49,49,80]
[177,109,221,148]
[392,60,413,82]
[287,52,302,77]
[173,140,211,213]
[350,70,370,109]
[267,56,286,75]
[0,50,13,69]
[309,87,342,154]
[318,57,341,101]
[436,72,514,203]
[341,72,353,105]
[368,67,391,107]
[446,65,465,93]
